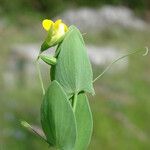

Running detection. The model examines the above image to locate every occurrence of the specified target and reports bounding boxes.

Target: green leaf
[74,93,93,150]
[51,26,95,97]
[41,80,77,149]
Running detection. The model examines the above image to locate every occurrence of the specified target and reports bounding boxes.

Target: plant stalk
[36,61,45,95]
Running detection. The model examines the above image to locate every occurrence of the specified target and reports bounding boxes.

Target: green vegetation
[0,0,150,17]
[87,27,150,150]
[0,16,150,150]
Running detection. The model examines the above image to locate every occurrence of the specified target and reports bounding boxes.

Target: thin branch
[35,60,45,95]
[21,121,48,143]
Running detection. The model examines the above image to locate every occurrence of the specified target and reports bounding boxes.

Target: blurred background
[0,0,150,150]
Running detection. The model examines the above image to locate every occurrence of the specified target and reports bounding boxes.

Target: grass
[0,14,150,150]
[87,28,150,149]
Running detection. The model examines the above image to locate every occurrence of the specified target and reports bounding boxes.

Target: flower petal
[54,19,62,30]
[42,19,54,31]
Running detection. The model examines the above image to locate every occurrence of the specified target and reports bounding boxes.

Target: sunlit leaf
[74,93,93,150]
[41,80,77,149]
[51,26,95,97]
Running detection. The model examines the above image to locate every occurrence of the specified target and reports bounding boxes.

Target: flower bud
[41,19,68,52]
[39,55,57,65]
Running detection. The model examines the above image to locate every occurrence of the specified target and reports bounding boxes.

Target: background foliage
[0,0,150,16]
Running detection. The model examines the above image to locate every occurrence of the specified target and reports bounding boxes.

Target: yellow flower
[42,19,54,31]
[41,19,68,50]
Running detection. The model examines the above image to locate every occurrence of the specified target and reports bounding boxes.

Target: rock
[4,44,42,88]
[0,18,7,31]
[3,43,128,87]
[11,44,40,61]
[87,45,128,71]
[55,6,147,32]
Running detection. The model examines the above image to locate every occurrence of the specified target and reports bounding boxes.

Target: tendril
[93,47,149,83]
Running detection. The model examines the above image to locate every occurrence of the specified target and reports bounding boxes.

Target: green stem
[36,61,45,95]
[93,47,149,83]
[73,93,78,112]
